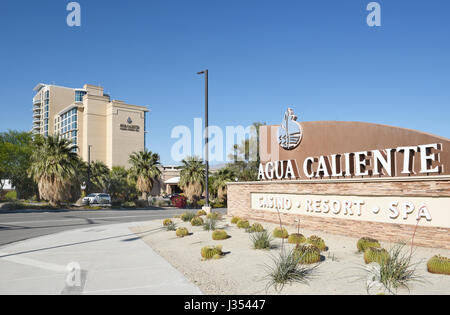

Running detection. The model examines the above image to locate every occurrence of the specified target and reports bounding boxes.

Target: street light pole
[197,70,210,209]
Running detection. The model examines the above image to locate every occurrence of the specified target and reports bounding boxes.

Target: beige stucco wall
[106,101,147,168]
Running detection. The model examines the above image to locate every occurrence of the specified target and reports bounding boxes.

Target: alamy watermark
[367,2,381,27]
[66,2,81,27]
[171,119,259,163]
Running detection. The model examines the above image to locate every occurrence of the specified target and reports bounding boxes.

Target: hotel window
[58,108,79,147]
[75,90,87,102]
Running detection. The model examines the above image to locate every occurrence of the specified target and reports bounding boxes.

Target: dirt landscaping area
[130,215,450,295]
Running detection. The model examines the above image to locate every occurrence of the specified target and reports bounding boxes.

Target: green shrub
[197,210,207,216]
[237,220,250,229]
[203,218,218,231]
[135,199,148,208]
[201,245,223,260]
[181,211,197,222]
[288,233,306,245]
[273,227,289,239]
[264,247,316,292]
[427,255,450,275]
[207,212,222,220]
[197,199,206,207]
[176,227,189,238]
[231,217,241,224]
[307,235,327,252]
[250,230,273,250]
[163,219,173,226]
[212,230,228,240]
[122,201,136,208]
[294,244,321,264]
[248,223,265,233]
[357,237,381,252]
[191,217,204,226]
[5,191,17,201]
[212,202,226,209]
[364,247,389,264]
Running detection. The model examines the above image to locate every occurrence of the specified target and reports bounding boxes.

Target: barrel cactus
[237,220,250,229]
[248,223,265,233]
[191,216,204,226]
[163,219,173,227]
[273,227,289,239]
[427,255,450,275]
[357,237,381,252]
[294,244,321,264]
[307,235,327,252]
[288,233,306,244]
[212,230,228,240]
[197,210,207,216]
[176,227,189,238]
[364,247,389,264]
[201,245,223,260]
[231,217,242,224]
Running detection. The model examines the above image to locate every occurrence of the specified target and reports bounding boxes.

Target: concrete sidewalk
[0,222,203,295]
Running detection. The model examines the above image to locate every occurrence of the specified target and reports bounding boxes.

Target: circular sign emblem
[277,108,303,150]
[127,117,133,124]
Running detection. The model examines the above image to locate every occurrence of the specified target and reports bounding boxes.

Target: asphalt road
[0,208,226,247]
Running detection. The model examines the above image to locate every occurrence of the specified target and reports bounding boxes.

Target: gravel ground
[130,215,450,295]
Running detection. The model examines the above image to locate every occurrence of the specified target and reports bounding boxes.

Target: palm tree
[128,150,161,201]
[179,156,205,207]
[213,167,236,203]
[29,135,80,207]
[89,161,110,193]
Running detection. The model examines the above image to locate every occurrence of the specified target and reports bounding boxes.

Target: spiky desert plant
[294,244,321,264]
[427,255,450,275]
[307,235,327,252]
[357,237,381,252]
[207,212,222,220]
[237,220,250,229]
[250,230,273,250]
[264,247,316,292]
[165,222,177,231]
[212,230,228,240]
[248,222,265,233]
[201,245,223,260]
[365,244,423,295]
[181,211,197,222]
[163,219,173,227]
[231,217,242,224]
[176,227,189,238]
[197,210,207,216]
[364,247,390,265]
[273,227,289,239]
[203,218,218,231]
[288,233,306,245]
[191,216,204,226]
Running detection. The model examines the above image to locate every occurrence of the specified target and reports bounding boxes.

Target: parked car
[83,193,112,205]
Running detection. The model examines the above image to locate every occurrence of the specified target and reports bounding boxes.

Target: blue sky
[0,0,449,164]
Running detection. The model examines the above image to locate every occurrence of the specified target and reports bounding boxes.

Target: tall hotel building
[32,83,149,168]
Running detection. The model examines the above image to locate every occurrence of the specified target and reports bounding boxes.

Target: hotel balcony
[33,112,41,119]
[33,98,41,105]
